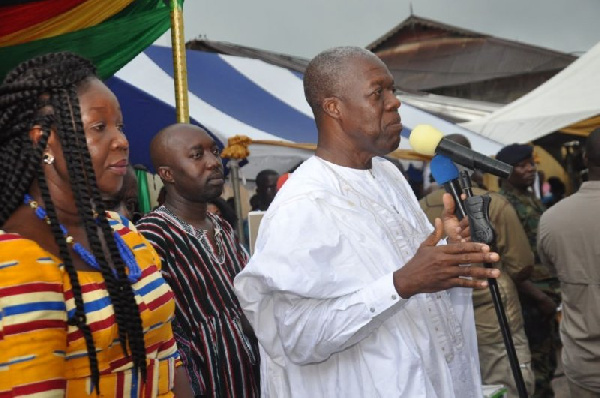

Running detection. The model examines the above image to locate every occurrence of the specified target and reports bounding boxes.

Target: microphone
[429,154,466,220]
[409,125,512,178]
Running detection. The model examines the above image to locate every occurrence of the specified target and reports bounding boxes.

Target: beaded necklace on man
[160,205,226,265]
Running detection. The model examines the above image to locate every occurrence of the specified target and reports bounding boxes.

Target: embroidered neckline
[316,157,430,257]
[158,206,226,265]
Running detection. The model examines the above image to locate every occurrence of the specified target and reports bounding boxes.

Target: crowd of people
[0,47,598,398]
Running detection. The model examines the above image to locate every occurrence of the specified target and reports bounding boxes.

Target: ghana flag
[0,0,182,81]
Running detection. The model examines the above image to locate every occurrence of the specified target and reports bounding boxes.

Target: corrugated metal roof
[368,16,576,91]
[187,39,308,73]
[380,36,575,90]
[367,15,482,50]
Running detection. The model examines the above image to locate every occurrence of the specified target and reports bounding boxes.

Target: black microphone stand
[459,171,528,398]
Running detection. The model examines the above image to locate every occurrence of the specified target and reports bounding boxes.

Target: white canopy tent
[461,40,600,144]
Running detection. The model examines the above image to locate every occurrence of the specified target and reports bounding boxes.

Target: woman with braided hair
[0,52,193,397]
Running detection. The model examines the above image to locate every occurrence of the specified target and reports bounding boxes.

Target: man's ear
[322,97,342,120]
[157,166,174,183]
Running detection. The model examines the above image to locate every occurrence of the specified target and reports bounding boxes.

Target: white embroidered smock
[234,156,482,397]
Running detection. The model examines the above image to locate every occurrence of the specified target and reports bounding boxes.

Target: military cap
[496,144,533,166]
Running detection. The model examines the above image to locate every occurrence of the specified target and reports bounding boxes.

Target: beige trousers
[567,377,600,398]
[479,328,535,397]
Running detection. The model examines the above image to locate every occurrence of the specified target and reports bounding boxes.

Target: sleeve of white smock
[234,196,408,365]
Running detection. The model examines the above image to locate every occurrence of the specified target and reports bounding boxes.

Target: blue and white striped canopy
[107,45,502,178]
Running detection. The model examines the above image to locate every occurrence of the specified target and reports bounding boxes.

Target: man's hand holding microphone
[393,124,509,299]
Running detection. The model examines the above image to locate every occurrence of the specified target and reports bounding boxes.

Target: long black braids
[63,85,148,378]
[34,122,101,388]
[0,52,147,392]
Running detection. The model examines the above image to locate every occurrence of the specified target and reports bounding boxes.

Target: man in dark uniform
[497,143,560,398]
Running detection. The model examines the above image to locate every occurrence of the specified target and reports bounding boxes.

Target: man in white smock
[234,46,500,398]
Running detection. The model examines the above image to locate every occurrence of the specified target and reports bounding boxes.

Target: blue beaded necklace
[24,194,141,283]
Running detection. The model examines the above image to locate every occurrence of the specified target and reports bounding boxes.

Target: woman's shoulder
[0,230,64,284]
[0,230,24,242]
[0,230,52,257]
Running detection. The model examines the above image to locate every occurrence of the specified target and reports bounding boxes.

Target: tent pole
[221,137,251,245]
[170,0,189,123]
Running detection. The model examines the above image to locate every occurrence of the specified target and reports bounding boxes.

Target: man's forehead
[344,56,393,83]
[170,127,214,149]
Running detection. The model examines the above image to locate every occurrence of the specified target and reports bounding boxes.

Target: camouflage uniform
[500,181,560,398]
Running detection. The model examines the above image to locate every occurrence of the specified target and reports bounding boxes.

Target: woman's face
[78,78,129,197]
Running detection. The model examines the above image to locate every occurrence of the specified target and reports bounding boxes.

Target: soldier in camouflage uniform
[497,144,560,398]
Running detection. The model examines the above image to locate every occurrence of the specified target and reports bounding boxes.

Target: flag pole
[170,0,189,123]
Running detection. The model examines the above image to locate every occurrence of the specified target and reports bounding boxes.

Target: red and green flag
[0,0,182,81]
[0,0,184,213]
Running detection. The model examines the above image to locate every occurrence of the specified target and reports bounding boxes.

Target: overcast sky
[156,0,600,58]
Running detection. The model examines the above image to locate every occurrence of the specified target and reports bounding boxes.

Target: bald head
[150,123,210,169]
[150,123,224,203]
[304,46,382,115]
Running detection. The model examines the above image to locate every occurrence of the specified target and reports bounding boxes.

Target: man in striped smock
[137,124,259,398]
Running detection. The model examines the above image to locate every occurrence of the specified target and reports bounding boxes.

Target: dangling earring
[42,152,54,165]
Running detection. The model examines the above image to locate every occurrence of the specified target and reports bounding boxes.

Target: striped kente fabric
[0,212,181,397]
[137,206,260,398]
